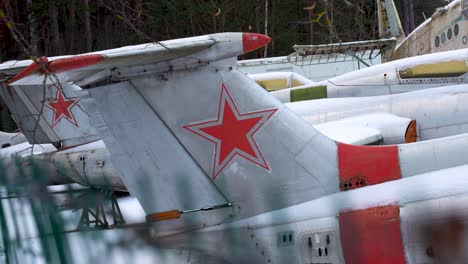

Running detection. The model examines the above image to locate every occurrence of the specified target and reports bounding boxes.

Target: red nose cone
[242,33,271,54]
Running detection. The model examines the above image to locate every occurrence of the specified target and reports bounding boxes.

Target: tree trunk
[2,0,21,57]
[408,0,415,32]
[131,0,143,29]
[4,0,15,22]
[271,0,275,52]
[68,0,77,53]
[308,6,314,44]
[187,0,195,35]
[402,0,414,35]
[210,0,217,32]
[48,1,61,55]
[82,0,92,52]
[27,0,40,56]
[296,0,303,42]
[2,0,14,23]
[264,0,268,57]
[0,0,7,61]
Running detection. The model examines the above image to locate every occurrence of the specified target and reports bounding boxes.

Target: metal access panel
[300,230,340,264]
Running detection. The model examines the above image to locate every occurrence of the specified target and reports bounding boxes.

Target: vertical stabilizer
[82,60,340,220]
[378,0,405,38]
[0,78,100,148]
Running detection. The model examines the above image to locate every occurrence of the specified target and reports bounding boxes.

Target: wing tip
[8,54,105,84]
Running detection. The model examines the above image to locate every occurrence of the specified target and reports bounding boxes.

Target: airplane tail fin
[81,53,341,220]
[377,0,405,38]
[0,70,99,148]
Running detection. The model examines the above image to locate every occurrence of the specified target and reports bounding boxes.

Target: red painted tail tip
[49,54,105,73]
[8,54,105,84]
[8,56,49,84]
[242,33,271,54]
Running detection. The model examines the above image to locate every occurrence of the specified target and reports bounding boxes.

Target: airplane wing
[289,38,396,67]
[293,38,396,57]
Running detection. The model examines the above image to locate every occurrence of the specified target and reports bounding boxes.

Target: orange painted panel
[146,210,181,222]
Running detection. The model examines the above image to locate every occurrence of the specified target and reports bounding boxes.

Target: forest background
[0,0,448,61]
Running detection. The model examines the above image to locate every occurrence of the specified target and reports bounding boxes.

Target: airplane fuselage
[0,140,125,190]
[392,0,468,60]
[288,85,468,142]
[152,163,468,263]
[271,48,468,103]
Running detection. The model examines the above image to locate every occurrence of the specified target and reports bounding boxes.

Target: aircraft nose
[242,33,271,54]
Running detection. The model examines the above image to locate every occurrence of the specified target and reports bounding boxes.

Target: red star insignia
[184,84,277,180]
[45,87,79,128]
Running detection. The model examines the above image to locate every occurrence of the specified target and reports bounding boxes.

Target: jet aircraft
[2,32,468,263]
[76,32,468,263]
[4,48,468,192]
[294,0,468,63]
[270,48,468,102]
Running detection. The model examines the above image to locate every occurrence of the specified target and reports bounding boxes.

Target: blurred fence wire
[0,157,171,264]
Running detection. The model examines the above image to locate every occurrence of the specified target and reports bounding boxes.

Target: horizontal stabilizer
[2,33,271,86]
[1,37,215,78]
[313,113,414,145]
[317,125,383,145]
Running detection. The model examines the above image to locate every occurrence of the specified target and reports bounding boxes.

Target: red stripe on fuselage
[337,143,401,191]
[339,205,406,264]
